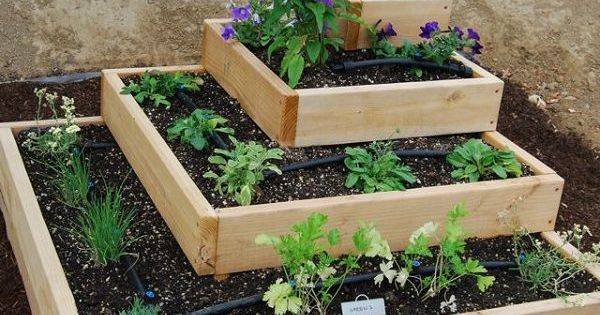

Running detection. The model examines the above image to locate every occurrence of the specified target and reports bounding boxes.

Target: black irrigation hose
[120,255,156,302]
[82,141,116,150]
[188,260,517,315]
[330,58,473,78]
[176,89,230,150]
[263,149,448,178]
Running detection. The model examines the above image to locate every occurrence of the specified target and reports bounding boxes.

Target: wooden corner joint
[278,92,300,147]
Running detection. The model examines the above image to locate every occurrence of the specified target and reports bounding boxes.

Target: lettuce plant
[203,137,283,206]
[222,0,363,87]
[447,139,522,182]
[167,109,234,151]
[374,203,495,300]
[256,213,392,315]
[344,141,416,193]
[121,71,203,108]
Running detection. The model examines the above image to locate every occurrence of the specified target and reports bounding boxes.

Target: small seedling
[119,297,160,315]
[121,71,203,108]
[203,137,283,206]
[74,185,136,265]
[447,138,522,182]
[344,141,416,193]
[167,109,234,151]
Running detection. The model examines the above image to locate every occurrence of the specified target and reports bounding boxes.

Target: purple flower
[467,28,480,41]
[231,4,251,21]
[419,21,440,39]
[317,0,334,7]
[453,26,464,39]
[472,41,483,54]
[377,22,397,40]
[221,24,236,41]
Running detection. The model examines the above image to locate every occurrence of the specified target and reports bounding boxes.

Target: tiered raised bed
[101,65,562,277]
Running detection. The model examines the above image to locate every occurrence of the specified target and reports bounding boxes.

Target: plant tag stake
[341,294,385,315]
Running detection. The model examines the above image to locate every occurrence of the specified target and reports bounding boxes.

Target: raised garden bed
[340,0,452,50]
[102,65,562,277]
[1,118,599,314]
[200,18,503,147]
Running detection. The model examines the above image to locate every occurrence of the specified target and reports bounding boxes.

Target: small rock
[528,94,547,109]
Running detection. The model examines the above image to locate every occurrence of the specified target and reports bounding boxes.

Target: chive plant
[52,153,91,208]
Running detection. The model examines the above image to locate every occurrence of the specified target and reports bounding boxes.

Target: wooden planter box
[341,0,453,50]
[201,19,503,147]
[102,65,560,277]
[1,118,599,314]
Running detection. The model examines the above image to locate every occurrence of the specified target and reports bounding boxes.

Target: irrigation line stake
[263,149,448,178]
[188,261,516,315]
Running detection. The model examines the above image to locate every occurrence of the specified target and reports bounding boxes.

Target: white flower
[440,295,457,313]
[317,266,336,281]
[375,260,397,286]
[27,132,37,139]
[396,268,409,287]
[65,125,80,134]
[409,222,439,244]
[48,141,58,149]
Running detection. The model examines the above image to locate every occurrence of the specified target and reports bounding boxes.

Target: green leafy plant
[374,203,495,300]
[119,297,160,315]
[51,153,90,208]
[447,138,522,182]
[167,109,234,151]
[344,141,416,193]
[224,0,363,88]
[256,212,392,315]
[203,137,283,206]
[74,185,136,265]
[120,71,203,108]
[514,225,600,300]
[23,89,80,160]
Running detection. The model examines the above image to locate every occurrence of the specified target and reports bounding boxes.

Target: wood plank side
[216,174,562,273]
[101,71,218,275]
[0,128,78,314]
[295,77,503,146]
[462,291,600,315]
[0,116,104,135]
[102,64,203,76]
[201,19,299,145]
[483,131,556,176]
[347,0,452,50]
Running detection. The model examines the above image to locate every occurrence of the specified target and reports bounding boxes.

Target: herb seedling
[121,71,203,108]
[374,203,495,300]
[119,297,160,315]
[203,137,283,206]
[75,185,136,265]
[51,153,91,208]
[223,0,363,87]
[447,138,522,182]
[167,109,234,151]
[514,225,600,300]
[344,141,416,193]
[256,213,392,315]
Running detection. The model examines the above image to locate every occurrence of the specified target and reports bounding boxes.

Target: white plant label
[341,295,386,315]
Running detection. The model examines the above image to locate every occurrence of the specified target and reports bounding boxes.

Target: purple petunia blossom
[317,0,334,7]
[472,41,484,54]
[419,21,440,39]
[453,26,464,39]
[221,24,236,41]
[377,22,397,40]
[467,28,480,41]
[231,4,251,21]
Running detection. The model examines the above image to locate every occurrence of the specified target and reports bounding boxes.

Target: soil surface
[15,127,600,313]
[1,73,600,313]
[136,74,528,209]
[0,78,100,122]
[252,48,464,89]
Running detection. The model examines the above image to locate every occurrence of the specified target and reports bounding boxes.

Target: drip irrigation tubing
[187,260,516,315]
[264,149,448,178]
[176,89,230,150]
[120,255,155,302]
[330,58,473,78]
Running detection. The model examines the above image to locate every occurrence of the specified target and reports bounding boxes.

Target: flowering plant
[23,89,80,159]
[373,203,495,300]
[256,213,391,314]
[222,0,363,88]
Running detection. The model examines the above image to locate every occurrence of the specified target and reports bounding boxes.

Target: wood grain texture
[0,116,103,135]
[342,0,452,50]
[101,70,218,275]
[0,128,78,315]
[201,19,299,145]
[216,174,563,273]
[294,76,503,146]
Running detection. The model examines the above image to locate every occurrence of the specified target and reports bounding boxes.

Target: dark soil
[251,48,464,89]
[0,78,100,123]
[137,73,529,209]
[16,127,600,313]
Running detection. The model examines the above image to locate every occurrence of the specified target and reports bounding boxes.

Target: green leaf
[327,229,341,246]
[476,275,495,292]
[306,40,322,64]
[286,54,305,88]
[255,234,280,246]
[491,164,507,179]
[236,185,253,206]
[345,173,359,188]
